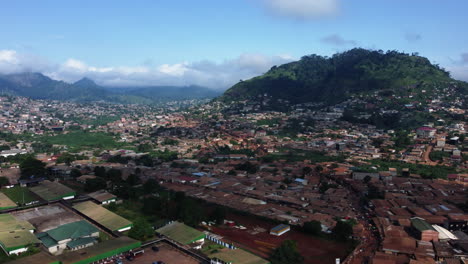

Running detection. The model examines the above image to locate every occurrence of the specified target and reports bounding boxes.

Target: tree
[128,218,154,240]
[70,168,82,178]
[302,166,312,177]
[137,144,152,153]
[303,220,322,236]
[143,179,160,194]
[270,240,304,264]
[0,176,10,187]
[332,221,353,241]
[210,207,227,224]
[94,166,106,177]
[363,175,371,184]
[126,174,140,186]
[315,165,323,173]
[142,197,164,215]
[56,153,75,165]
[106,169,122,182]
[178,198,205,227]
[85,177,107,192]
[234,161,258,174]
[20,156,46,179]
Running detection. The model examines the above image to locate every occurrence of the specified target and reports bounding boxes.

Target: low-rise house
[88,190,117,205]
[411,217,439,242]
[37,220,99,254]
[416,127,436,138]
[270,224,290,236]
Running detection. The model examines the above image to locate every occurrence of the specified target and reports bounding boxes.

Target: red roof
[417,127,436,131]
[178,176,198,182]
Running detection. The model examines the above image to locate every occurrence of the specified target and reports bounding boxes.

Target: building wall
[8,247,28,255]
[420,230,439,242]
[118,226,132,232]
[62,195,75,200]
[101,199,116,205]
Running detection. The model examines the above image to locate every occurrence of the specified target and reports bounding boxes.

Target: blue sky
[0,0,467,88]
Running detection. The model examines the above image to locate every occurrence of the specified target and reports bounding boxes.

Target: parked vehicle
[126,249,145,261]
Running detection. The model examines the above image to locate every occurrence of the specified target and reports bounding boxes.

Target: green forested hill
[221,48,465,105]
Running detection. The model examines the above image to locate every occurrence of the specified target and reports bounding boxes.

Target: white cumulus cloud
[261,0,340,20]
[0,49,295,89]
[0,50,51,74]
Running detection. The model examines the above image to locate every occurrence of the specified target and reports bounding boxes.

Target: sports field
[29,180,76,201]
[1,186,39,205]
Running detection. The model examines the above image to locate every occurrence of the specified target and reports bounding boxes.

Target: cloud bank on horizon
[1,49,468,88]
[0,50,294,89]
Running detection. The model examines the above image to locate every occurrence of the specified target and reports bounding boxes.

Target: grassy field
[41,131,125,151]
[201,242,224,255]
[67,115,121,126]
[263,148,346,163]
[1,186,39,205]
[365,160,462,179]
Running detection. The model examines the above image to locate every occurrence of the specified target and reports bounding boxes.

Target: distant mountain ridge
[0,73,220,104]
[220,48,468,108]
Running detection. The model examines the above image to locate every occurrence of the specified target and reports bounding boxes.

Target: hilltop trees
[222,48,454,109]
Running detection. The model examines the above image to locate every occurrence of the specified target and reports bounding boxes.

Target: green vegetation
[257,118,281,127]
[56,152,88,165]
[0,246,40,263]
[1,186,38,205]
[222,49,457,109]
[332,221,354,242]
[270,240,304,264]
[65,115,120,126]
[0,177,9,187]
[85,177,107,192]
[149,150,179,162]
[19,156,46,180]
[303,220,322,236]
[429,151,451,162]
[216,145,255,157]
[263,148,346,163]
[128,218,154,241]
[201,242,224,255]
[162,138,179,146]
[41,131,125,151]
[31,142,56,154]
[368,160,460,179]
